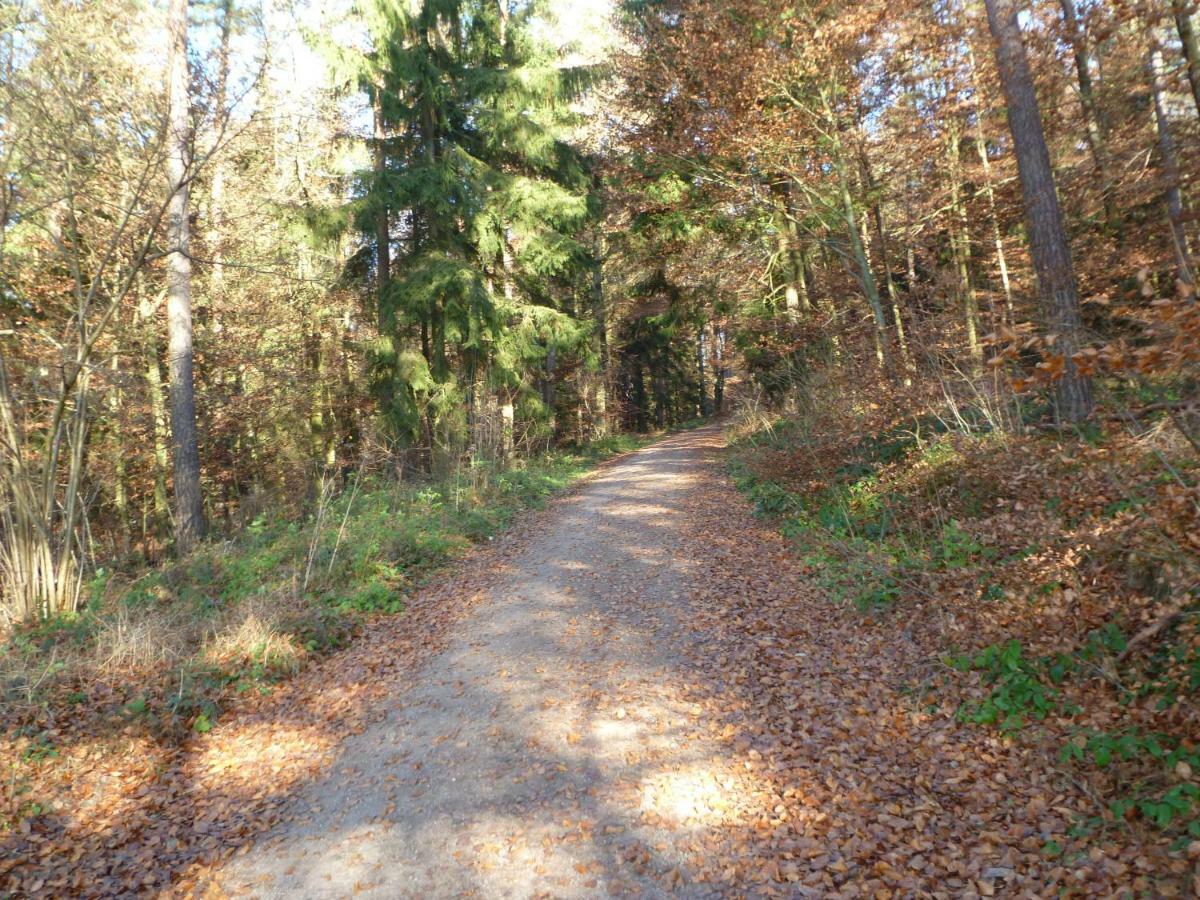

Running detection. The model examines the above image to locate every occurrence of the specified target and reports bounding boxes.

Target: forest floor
[7,423,1194,896]
[204,421,1185,898]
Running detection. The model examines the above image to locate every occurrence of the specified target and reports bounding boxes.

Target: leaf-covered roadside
[0,435,643,890]
[727,399,1199,876]
[2,420,1198,896]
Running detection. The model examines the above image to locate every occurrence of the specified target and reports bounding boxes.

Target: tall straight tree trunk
[771,182,810,321]
[165,0,205,551]
[208,0,233,297]
[108,355,132,557]
[784,183,815,316]
[205,0,233,520]
[817,243,843,360]
[1147,35,1195,283]
[632,360,647,432]
[860,152,914,376]
[543,344,557,443]
[841,175,890,370]
[137,283,171,538]
[946,125,984,375]
[373,91,390,305]
[984,0,1093,423]
[820,86,891,372]
[1173,0,1200,116]
[856,215,891,371]
[712,327,726,413]
[591,232,609,438]
[774,215,803,321]
[965,38,1016,317]
[1058,0,1115,228]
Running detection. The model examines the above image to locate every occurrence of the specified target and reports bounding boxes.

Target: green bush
[1063,729,1200,835]
[331,579,404,615]
[949,640,1060,732]
[933,519,986,569]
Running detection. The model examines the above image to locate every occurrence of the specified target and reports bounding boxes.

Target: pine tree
[344,0,598,458]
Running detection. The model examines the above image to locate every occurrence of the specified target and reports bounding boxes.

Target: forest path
[214,422,1075,898]
[218,424,748,898]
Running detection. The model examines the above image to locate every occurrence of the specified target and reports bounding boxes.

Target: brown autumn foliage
[2,0,1200,893]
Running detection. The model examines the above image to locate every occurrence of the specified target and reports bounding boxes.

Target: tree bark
[860,153,914,376]
[137,282,172,538]
[984,0,1093,423]
[590,232,609,438]
[713,327,726,412]
[946,125,983,375]
[108,354,132,557]
[208,0,233,296]
[1173,0,1200,116]
[1147,33,1195,284]
[771,182,810,322]
[965,37,1015,317]
[165,0,205,551]
[820,86,891,372]
[373,91,391,307]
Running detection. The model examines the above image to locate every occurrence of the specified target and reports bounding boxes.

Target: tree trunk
[965,37,1016,317]
[856,214,891,371]
[783,182,814,317]
[543,343,557,442]
[1173,0,1200,116]
[591,233,609,438]
[817,243,843,361]
[1147,34,1195,284]
[861,153,914,377]
[1058,0,1115,228]
[771,184,810,321]
[165,0,205,551]
[947,125,984,375]
[821,86,891,371]
[137,285,171,538]
[775,218,803,321]
[108,355,132,557]
[208,0,233,297]
[713,327,726,412]
[373,91,391,306]
[633,360,647,432]
[984,0,1093,423]
[843,180,890,371]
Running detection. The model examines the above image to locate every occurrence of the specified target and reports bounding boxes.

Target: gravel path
[11,423,1185,896]
[204,421,1186,898]
[219,425,743,898]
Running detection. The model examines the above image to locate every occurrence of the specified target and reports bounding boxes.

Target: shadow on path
[217,426,758,898]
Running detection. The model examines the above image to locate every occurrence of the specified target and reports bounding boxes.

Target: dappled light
[2,0,1198,893]
[639,766,743,827]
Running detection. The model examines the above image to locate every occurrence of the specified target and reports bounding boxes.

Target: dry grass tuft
[201,593,306,676]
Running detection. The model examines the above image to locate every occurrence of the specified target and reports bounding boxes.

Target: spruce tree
[347,0,598,457]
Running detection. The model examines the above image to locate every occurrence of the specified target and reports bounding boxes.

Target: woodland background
[1,0,1199,886]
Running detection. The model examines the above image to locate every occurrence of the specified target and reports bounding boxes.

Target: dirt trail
[220,425,746,897]
[213,423,1174,898]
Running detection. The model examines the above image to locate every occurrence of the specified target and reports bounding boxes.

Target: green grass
[174,432,645,615]
[1,433,647,738]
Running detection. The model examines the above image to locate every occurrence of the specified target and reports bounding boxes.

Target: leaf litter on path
[3,425,1193,897]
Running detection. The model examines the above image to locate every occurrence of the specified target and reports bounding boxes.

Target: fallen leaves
[3,426,1195,896]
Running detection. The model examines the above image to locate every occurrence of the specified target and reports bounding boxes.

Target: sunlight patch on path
[215,426,765,898]
[639,765,742,827]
